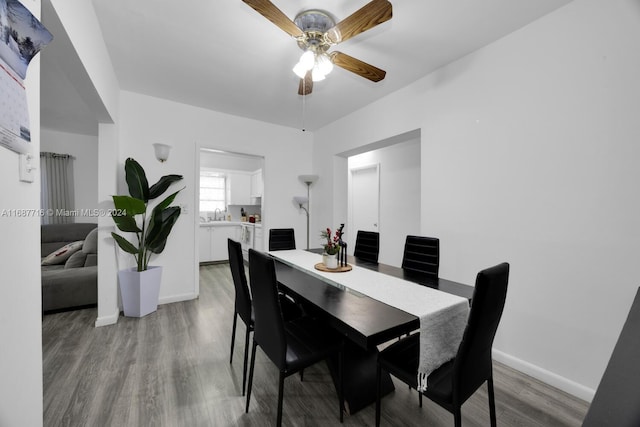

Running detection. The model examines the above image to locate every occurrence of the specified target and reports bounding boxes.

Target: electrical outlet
[180,204,188,214]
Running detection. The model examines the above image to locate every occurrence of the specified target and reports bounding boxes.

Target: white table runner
[269,250,470,389]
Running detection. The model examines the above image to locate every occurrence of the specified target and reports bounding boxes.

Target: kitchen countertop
[199,221,262,227]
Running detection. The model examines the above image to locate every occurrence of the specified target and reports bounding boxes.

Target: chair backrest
[248,249,287,370]
[354,230,380,263]
[453,262,509,403]
[268,228,296,251]
[228,239,252,325]
[401,236,440,278]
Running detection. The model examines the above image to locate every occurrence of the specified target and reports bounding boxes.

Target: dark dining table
[271,249,474,414]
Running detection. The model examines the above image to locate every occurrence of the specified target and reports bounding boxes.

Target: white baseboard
[94,293,198,326]
[159,292,198,305]
[95,309,119,327]
[493,349,595,402]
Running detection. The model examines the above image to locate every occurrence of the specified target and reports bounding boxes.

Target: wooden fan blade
[331,52,386,82]
[242,0,303,38]
[298,71,313,95]
[326,0,392,45]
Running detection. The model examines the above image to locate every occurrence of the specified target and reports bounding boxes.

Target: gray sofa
[41,223,98,312]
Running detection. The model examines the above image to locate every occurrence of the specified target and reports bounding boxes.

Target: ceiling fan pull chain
[301,84,306,132]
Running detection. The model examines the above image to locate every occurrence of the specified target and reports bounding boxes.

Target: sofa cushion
[41,241,83,266]
[41,223,97,257]
[64,250,87,268]
[82,227,98,254]
[42,266,98,312]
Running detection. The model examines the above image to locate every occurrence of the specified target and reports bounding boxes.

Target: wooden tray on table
[314,263,353,273]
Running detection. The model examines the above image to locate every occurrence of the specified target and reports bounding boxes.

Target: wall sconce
[153,143,172,162]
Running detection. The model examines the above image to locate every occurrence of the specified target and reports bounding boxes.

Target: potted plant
[320,226,343,269]
[111,158,184,317]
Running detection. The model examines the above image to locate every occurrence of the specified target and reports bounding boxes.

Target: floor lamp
[294,174,318,250]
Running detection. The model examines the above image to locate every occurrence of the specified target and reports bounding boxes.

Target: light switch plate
[19,154,36,183]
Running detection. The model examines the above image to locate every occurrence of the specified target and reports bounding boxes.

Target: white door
[349,164,380,252]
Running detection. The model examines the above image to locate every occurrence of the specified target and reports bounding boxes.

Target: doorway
[197,148,264,267]
[348,164,380,252]
[345,132,421,266]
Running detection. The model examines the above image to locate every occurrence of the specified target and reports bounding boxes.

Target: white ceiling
[40,0,572,135]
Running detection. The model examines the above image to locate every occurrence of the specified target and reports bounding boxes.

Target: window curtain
[40,152,75,225]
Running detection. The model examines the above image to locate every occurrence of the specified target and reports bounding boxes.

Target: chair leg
[230,312,237,364]
[338,345,344,423]
[488,376,497,427]
[245,341,257,413]
[454,408,462,427]
[375,362,382,427]
[276,371,285,427]
[242,327,251,396]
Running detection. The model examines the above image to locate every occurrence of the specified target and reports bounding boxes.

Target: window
[200,171,226,212]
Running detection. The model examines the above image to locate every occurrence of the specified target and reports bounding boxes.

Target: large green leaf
[153,188,183,212]
[149,175,183,200]
[112,214,141,233]
[146,206,181,254]
[124,158,149,202]
[112,195,146,216]
[111,232,139,255]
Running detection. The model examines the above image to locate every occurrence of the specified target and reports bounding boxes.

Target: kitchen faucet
[214,208,223,221]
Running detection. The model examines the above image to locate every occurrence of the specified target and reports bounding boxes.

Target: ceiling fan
[242,0,392,95]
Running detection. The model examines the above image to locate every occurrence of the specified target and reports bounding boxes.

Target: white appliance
[240,223,254,259]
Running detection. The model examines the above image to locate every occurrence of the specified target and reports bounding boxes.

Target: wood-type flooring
[42,263,589,426]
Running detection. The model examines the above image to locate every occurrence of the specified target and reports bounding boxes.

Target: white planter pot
[118,266,162,317]
[322,253,339,269]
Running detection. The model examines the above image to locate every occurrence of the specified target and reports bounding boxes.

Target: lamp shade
[293,196,309,205]
[298,174,319,185]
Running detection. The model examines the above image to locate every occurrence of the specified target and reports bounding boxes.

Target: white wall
[115,91,312,306]
[313,0,640,401]
[48,0,121,326]
[0,1,44,424]
[348,138,421,266]
[200,150,262,171]
[41,128,99,222]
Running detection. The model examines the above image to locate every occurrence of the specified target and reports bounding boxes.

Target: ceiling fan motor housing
[294,10,338,52]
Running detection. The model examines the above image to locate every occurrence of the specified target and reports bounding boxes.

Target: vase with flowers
[320,226,343,269]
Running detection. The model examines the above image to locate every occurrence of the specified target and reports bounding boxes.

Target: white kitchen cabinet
[227,173,251,205]
[254,225,263,252]
[212,225,239,261]
[199,224,241,262]
[199,226,214,262]
[250,169,263,198]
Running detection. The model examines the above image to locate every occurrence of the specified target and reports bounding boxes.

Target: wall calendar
[0,0,52,154]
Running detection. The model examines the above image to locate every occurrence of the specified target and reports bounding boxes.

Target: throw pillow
[64,250,87,268]
[41,240,84,266]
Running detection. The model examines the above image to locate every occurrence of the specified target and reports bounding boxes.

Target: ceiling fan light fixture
[316,53,333,76]
[311,65,326,82]
[299,50,315,70]
[293,61,308,79]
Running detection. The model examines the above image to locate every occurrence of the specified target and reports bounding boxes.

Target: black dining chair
[245,249,344,427]
[375,262,510,427]
[354,230,380,263]
[228,239,302,396]
[401,235,440,279]
[268,228,296,251]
